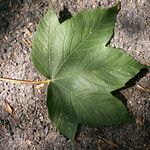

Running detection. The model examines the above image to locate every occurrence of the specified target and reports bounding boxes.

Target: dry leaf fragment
[135,115,144,130]
[36,83,45,94]
[4,100,14,115]
[24,27,32,36]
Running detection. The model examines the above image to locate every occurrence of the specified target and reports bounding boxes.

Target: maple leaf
[32,6,144,140]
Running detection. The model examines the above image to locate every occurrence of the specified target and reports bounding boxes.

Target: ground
[0,0,150,149]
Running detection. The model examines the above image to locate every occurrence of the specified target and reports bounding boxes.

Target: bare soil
[0,0,150,149]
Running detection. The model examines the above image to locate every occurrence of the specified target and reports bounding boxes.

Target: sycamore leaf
[32,6,144,140]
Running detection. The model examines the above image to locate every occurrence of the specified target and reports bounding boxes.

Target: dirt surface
[0,0,150,149]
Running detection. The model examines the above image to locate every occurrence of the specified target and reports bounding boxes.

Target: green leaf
[32,6,144,140]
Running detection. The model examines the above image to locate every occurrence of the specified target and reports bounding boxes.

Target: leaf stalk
[0,77,50,84]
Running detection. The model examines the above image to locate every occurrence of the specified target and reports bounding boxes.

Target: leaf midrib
[52,18,107,78]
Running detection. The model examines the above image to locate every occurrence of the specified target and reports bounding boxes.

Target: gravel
[0,0,150,149]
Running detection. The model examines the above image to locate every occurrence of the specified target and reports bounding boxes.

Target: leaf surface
[32,6,144,140]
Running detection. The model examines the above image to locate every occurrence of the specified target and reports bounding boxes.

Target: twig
[97,136,119,149]
[0,77,50,84]
[22,38,32,48]
[136,84,150,93]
